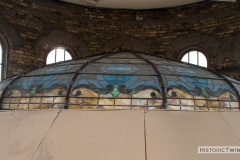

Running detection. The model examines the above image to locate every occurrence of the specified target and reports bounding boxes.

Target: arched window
[181,50,207,67]
[0,34,8,81]
[46,47,72,64]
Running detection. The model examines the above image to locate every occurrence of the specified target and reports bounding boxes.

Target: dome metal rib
[65,53,112,109]
[132,52,167,109]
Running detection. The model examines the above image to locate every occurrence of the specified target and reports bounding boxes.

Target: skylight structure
[0,52,239,110]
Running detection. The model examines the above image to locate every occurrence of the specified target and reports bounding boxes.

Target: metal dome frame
[0,51,240,110]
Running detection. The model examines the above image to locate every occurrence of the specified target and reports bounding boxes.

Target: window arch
[0,34,8,81]
[46,46,74,65]
[178,47,208,68]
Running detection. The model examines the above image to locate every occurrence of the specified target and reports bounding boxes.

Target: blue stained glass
[185,77,207,87]
[145,80,157,86]
[13,81,21,87]
[125,76,139,84]
[98,81,108,88]
[88,79,103,88]
[127,81,146,89]
[44,81,55,87]
[185,82,196,89]
[106,65,131,73]
[193,83,205,87]
[47,80,61,88]
[168,81,178,86]
[72,59,161,98]
[179,77,188,82]
[208,84,214,90]
[27,81,34,88]
[186,77,198,83]
[198,79,207,84]
[104,75,130,85]
[221,84,231,91]
[31,80,42,86]
[163,73,235,99]
[7,74,72,98]
[34,75,55,81]
[193,81,207,87]
[122,81,135,88]
[175,81,192,89]
[207,79,213,84]
[212,84,221,92]
[62,79,69,84]
[75,79,88,85]
[175,67,197,76]
[22,82,28,89]
[29,77,34,81]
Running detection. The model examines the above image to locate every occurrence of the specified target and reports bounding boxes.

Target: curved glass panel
[69,53,163,109]
[81,63,157,75]
[26,55,101,76]
[3,74,73,109]
[138,53,239,110]
[27,65,81,76]
[2,55,109,110]
[50,55,102,66]
[224,76,240,94]
[0,76,16,97]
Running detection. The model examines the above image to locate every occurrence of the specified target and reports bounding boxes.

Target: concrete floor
[0,110,240,160]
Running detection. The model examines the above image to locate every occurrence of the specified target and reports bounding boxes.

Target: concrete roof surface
[0,110,240,160]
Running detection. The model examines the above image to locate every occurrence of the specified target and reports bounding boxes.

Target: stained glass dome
[0,52,239,110]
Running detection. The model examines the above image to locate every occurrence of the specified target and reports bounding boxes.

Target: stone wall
[0,0,239,79]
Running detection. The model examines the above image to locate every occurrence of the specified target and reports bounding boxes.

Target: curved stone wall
[0,0,239,78]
